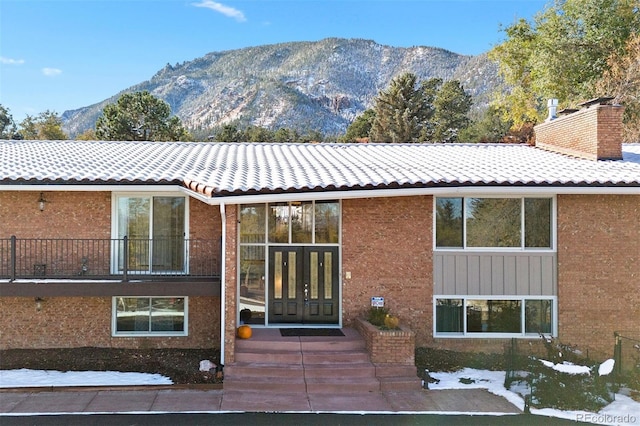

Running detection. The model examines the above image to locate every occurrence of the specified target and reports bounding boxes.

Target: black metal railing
[0,236,219,281]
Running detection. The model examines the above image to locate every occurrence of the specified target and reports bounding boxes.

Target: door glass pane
[525,198,552,248]
[310,251,318,299]
[435,198,463,248]
[274,251,282,299]
[152,197,185,272]
[315,201,339,243]
[240,246,265,324]
[268,203,289,243]
[240,204,266,243]
[118,197,150,271]
[291,201,313,243]
[324,252,332,299]
[288,251,296,299]
[466,198,521,247]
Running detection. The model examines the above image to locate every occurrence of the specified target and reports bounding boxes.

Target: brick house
[1,101,638,366]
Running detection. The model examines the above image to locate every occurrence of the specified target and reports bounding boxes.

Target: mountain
[61,38,501,138]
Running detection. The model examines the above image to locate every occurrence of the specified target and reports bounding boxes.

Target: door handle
[304,283,309,302]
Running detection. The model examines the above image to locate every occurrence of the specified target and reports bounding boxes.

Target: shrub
[367,306,389,327]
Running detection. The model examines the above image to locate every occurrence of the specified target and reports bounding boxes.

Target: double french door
[268,246,339,324]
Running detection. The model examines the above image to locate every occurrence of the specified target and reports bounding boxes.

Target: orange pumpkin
[384,315,400,329]
[237,324,252,339]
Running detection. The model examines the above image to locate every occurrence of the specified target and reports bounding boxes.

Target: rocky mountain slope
[61,38,501,138]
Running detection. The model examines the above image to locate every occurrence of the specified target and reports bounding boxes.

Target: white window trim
[433,295,557,339]
[433,195,557,252]
[111,193,190,275]
[112,296,189,337]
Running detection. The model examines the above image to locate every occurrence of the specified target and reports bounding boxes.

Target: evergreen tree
[342,109,375,142]
[370,72,434,143]
[95,91,191,141]
[432,80,472,142]
[212,123,243,142]
[0,105,19,139]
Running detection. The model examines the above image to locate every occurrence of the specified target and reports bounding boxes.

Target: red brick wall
[223,204,238,364]
[354,318,415,364]
[556,194,640,359]
[534,105,624,160]
[0,191,111,238]
[341,196,433,346]
[0,191,223,350]
[0,296,220,349]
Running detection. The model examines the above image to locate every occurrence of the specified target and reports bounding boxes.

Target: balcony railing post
[10,235,16,282]
[123,236,129,282]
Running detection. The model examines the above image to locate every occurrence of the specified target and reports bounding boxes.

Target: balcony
[0,236,220,282]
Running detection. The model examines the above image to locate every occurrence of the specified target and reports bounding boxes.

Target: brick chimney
[534,97,624,160]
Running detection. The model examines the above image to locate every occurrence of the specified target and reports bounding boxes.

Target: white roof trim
[0,185,183,192]
[181,185,640,206]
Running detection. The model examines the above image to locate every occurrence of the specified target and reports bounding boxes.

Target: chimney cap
[578,96,614,108]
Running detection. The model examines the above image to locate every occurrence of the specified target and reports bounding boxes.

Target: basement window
[434,297,556,338]
[113,297,187,336]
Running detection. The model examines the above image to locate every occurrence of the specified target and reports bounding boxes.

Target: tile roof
[1,140,639,196]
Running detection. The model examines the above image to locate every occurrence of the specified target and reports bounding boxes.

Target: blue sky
[0,0,547,122]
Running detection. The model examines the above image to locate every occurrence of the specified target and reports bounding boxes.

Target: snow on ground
[428,368,640,425]
[0,367,638,425]
[0,369,172,387]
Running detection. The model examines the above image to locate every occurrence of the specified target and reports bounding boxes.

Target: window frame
[111,193,190,274]
[112,296,189,337]
[433,295,557,338]
[433,195,556,251]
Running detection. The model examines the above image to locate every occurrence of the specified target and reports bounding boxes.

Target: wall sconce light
[34,297,45,311]
[38,192,47,211]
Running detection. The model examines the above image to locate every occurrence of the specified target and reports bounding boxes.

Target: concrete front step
[223,375,307,393]
[227,327,420,394]
[302,350,370,364]
[305,376,381,393]
[234,350,303,364]
[224,362,304,378]
[302,362,376,378]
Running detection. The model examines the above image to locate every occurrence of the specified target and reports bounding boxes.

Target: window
[113,297,187,336]
[434,297,555,337]
[239,200,340,325]
[114,195,187,273]
[435,197,552,249]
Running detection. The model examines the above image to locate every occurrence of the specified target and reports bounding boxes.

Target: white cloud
[192,0,246,22]
[42,67,62,77]
[0,56,25,65]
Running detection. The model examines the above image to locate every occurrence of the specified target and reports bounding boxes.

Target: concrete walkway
[0,387,521,415]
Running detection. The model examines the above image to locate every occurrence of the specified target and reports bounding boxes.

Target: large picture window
[435,197,552,249]
[114,195,187,273]
[113,297,187,336]
[434,297,555,337]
